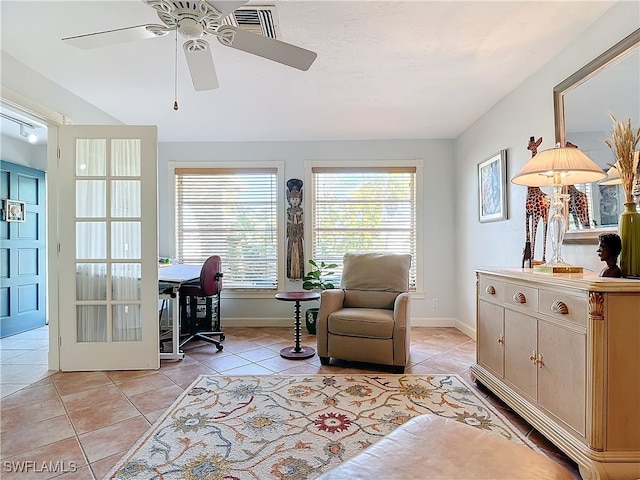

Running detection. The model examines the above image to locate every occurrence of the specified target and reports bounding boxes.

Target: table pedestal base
[275,291,320,360]
[280,345,316,359]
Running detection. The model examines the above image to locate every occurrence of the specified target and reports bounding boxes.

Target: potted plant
[302,259,338,334]
[604,114,640,277]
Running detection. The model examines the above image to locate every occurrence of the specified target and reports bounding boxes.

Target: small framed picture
[478,150,508,223]
[4,199,26,222]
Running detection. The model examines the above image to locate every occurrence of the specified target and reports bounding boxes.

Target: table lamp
[512,144,606,273]
[599,164,621,185]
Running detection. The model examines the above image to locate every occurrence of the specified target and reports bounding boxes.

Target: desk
[275,291,320,359]
[158,264,201,361]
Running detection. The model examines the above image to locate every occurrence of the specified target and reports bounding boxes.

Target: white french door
[58,125,159,370]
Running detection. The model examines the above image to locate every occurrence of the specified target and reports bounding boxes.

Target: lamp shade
[511,146,606,187]
[599,164,622,185]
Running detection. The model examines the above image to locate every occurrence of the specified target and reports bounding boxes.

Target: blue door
[0,161,46,337]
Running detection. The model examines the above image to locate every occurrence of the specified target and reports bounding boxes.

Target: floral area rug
[107,374,535,480]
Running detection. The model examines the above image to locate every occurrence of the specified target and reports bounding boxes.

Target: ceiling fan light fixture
[178,17,203,40]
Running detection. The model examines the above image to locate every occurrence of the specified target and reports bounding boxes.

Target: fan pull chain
[173,27,179,111]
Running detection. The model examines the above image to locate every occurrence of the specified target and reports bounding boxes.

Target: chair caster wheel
[217,345,223,351]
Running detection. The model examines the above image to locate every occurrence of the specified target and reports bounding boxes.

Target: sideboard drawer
[539,290,587,327]
[503,283,538,313]
[479,276,504,302]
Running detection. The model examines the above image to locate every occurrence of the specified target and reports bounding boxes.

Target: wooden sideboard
[471,268,640,480]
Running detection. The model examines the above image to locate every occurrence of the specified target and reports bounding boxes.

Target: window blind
[311,167,417,288]
[175,168,278,289]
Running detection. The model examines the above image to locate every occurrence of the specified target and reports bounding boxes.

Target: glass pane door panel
[112,305,141,341]
[76,139,106,176]
[112,263,141,300]
[76,222,106,259]
[77,305,107,342]
[76,264,107,300]
[60,125,158,370]
[76,180,106,217]
[111,180,140,217]
[111,139,141,176]
[111,222,141,259]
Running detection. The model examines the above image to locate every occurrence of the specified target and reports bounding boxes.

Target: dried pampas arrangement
[604,114,640,204]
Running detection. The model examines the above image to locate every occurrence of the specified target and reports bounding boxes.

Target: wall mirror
[554,28,639,244]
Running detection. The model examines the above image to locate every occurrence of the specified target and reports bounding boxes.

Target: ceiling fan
[62,0,317,92]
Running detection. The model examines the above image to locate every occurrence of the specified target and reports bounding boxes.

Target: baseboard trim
[221,317,476,340]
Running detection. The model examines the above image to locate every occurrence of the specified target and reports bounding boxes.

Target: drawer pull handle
[551,301,569,315]
[529,351,537,364]
[536,353,544,368]
[485,285,496,295]
[497,334,504,345]
[512,292,526,304]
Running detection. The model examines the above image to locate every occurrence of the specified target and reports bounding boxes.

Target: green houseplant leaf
[302,259,338,290]
[301,259,338,334]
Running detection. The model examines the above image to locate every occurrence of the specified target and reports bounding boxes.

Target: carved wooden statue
[286,178,304,279]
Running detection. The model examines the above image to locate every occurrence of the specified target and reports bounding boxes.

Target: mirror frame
[554,28,640,244]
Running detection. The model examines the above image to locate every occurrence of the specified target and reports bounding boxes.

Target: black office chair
[178,255,225,351]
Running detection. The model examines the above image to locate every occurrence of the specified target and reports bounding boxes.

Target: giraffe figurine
[564,141,591,229]
[525,136,550,263]
[568,185,591,228]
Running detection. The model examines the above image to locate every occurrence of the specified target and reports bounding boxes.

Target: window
[175,168,278,290]
[310,166,417,288]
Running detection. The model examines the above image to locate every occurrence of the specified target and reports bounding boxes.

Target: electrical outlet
[432,298,439,308]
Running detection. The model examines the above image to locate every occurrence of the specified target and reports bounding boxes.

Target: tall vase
[618,202,640,278]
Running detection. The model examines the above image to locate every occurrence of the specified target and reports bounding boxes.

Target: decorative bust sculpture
[597,233,622,278]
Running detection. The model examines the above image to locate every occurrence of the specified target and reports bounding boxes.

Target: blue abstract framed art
[478,150,507,222]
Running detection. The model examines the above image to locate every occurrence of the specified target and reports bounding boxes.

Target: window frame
[172,161,285,294]
[304,159,423,293]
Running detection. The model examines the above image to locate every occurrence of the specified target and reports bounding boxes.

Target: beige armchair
[317,252,411,373]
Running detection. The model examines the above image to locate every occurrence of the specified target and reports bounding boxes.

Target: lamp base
[533,264,583,274]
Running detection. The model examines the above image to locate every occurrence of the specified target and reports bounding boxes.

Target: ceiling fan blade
[183,40,219,91]
[62,25,166,49]
[217,25,317,71]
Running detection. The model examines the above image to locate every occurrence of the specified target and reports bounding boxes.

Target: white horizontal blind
[175,168,278,289]
[311,167,417,288]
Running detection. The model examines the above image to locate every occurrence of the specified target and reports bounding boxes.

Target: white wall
[454,2,639,333]
[159,139,460,328]
[1,52,122,126]
[0,134,47,170]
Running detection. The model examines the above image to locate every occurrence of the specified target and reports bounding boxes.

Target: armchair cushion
[341,252,411,292]
[328,308,395,338]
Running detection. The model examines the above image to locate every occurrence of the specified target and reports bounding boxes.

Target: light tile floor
[0,326,580,479]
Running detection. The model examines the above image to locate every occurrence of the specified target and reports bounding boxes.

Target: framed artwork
[478,150,508,223]
[598,184,622,226]
[4,199,26,222]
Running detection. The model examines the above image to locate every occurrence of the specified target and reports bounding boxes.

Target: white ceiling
[0,1,616,143]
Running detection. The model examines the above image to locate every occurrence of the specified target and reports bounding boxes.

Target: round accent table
[275,291,320,359]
